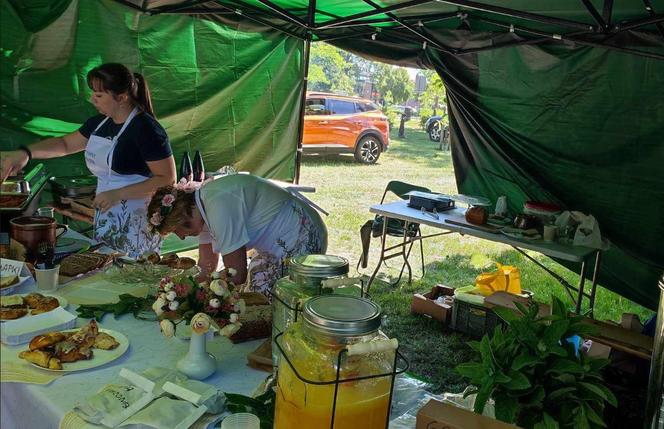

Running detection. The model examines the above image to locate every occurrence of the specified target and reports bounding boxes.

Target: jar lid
[303,295,382,336]
[289,254,349,278]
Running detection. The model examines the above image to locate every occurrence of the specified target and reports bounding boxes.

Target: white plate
[1,307,77,345]
[28,328,130,372]
[0,293,68,323]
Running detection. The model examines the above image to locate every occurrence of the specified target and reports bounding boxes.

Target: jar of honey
[274,295,398,429]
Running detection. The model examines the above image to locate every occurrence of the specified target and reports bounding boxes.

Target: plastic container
[271,254,363,365]
[274,295,402,429]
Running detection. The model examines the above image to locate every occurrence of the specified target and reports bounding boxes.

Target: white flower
[210,271,221,280]
[209,298,221,309]
[209,279,229,297]
[166,291,177,301]
[220,323,241,337]
[168,301,179,311]
[152,297,167,316]
[191,313,212,334]
[163,282,174,292]
[234,299,246,314]
[228,268,237,277]
[229,313,239,323]
[160,319,175,337]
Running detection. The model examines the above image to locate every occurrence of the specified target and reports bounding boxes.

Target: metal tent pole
[294,0,315,184]
[645,275,664,429]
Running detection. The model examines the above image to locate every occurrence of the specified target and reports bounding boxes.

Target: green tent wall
[1,0,663,309]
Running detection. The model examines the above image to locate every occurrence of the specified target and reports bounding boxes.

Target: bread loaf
[465,206,488,225]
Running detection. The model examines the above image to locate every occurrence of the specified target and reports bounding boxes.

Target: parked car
[424,115,449,142]
[303,92,390,164]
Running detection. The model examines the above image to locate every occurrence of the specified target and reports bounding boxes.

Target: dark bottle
[179,151,193,182]
[192,150,205,182]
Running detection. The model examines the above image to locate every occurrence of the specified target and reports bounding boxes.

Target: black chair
[358,180,431,286]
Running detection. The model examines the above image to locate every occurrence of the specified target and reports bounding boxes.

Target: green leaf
[493,306,519,324]
[546,358,585,375]
[479,335,495,369]
[587,358,610,373]
[542,320,570,344]
[494,394,519,423]
[574,405,591,429]
[456,362,484,379]
[548,387,577,402]
[540,412,560,429]
[473,382,494,415]
[504,369,531,390]
[584,403,607,427]
[551,297,568,318]
[512,353,541,370]
[514,301,530,316]
[578,382,616,406]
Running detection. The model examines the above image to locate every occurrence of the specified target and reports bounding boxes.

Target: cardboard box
[411,284,455,324]
[416,399,521,429]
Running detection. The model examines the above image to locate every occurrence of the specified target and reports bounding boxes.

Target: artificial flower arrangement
[152,268,246,338]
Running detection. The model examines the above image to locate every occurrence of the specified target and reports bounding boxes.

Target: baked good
[60,253,112,277]
[465,206,488,225]
[29,332,68,351]
[0,295,26,308]
[19,350,62,369]
[54,341,93,362]
[94,332,119,350]
[157,253,178,266]
[172,256,196,270]
[0,275,19,289]
[23,293,45,308]
[30,297,60,315]
[0,307,28,320]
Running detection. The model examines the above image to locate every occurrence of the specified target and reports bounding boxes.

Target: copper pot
[9,216,67,260]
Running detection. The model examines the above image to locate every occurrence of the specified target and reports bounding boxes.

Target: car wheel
[354,135,382,164]
[428,122,441,142]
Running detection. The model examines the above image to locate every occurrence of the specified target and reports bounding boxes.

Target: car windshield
[305,98,328,115]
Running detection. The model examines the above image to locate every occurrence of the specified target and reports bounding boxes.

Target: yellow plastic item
[474,263,522,296]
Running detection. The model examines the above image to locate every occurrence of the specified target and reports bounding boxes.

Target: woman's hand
[93,190,121,212]
[0,150,30,183]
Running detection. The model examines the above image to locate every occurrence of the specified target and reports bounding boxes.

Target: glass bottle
[274,295,395,429]
[179,151,193,182]
[192,150,205,182]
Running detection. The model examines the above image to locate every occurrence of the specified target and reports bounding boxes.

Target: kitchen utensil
[221,413,260,429]
[36,241,55,269]
[48,175,97,206]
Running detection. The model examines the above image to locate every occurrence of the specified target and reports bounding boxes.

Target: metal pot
[9,216,67,261]
[49,175,97,205]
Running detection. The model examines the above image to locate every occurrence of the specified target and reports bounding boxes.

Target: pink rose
[174,283,191,297]
[150,212,163,226]
[161,194,176,207]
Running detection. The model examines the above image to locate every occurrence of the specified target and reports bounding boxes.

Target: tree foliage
[418,70,447,126]
[374,63,412,105]
[308,43,354,94]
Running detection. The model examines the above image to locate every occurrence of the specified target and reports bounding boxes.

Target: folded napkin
[0,344,63,385]
[59,410,224,429]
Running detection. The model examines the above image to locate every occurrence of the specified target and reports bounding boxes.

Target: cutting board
[445,218,504,234]
[247,338,273,372]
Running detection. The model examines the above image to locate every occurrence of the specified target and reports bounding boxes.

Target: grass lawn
[298,120,654,393]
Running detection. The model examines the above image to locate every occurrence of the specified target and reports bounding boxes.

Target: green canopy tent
[2,1,663,308]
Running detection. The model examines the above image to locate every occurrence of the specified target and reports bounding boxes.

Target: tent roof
[115,0,664,61]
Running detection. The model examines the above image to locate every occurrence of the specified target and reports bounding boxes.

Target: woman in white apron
[145,173,328,295]
[0,63,176,258]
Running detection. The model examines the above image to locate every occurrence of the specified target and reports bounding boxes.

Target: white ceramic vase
[176,330,217,380]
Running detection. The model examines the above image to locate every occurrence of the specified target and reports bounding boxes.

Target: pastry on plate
[30,296,60,315]
[29,332,68,351]
[54,341,93,362]
[0,295,27,309]
[0,307,28,320]
[19,350,62,370]
[172,256,196,270]
[23,293,45,308]
[0,275,19,289]
[94,332,119,350]
[157,253,178,266]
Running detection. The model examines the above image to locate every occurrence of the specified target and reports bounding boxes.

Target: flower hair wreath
[149,178,201,230]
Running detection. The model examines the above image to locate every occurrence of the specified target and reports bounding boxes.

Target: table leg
[395,220,413,285]
[366,215,389,294]
[587,251,602,318]
[575,260,587,314]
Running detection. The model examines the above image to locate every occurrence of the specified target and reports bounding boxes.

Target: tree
[418,70,447,124]
[373,63,412,105]
[308,43,354,94]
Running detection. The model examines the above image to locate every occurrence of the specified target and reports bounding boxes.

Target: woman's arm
[93,156,176,211]
[198,243,221,275]
[0,131,87,182]
[222,246,248,285]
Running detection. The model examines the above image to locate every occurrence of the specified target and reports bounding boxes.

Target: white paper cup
[35,265,60,291]
[221,413,260,429]
[543,225,557,242]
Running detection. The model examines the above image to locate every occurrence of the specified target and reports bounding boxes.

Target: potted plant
[456,297,617,428]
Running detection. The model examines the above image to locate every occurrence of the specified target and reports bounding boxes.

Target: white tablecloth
[1,284,267,429]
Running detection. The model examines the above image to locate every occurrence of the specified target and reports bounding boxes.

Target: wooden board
[247,338,273,372]
[581,318,653,360]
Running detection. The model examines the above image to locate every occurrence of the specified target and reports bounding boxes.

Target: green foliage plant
[455,298,617,428]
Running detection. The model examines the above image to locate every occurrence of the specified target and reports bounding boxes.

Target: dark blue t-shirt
[79,112,172,177]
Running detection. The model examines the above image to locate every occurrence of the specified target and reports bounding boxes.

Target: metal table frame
[367,201,602,316]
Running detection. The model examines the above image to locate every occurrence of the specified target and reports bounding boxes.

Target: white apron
[85,108,161,258]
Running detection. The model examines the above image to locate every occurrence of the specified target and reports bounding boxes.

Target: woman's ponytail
[133,72,155,118]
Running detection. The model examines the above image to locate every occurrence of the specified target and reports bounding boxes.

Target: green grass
[298,120,654,393]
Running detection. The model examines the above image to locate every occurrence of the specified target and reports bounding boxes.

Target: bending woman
[146,173,327,294]
[0,63,176,257]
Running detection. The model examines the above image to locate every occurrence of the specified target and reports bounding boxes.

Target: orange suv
[303,92,390,164]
